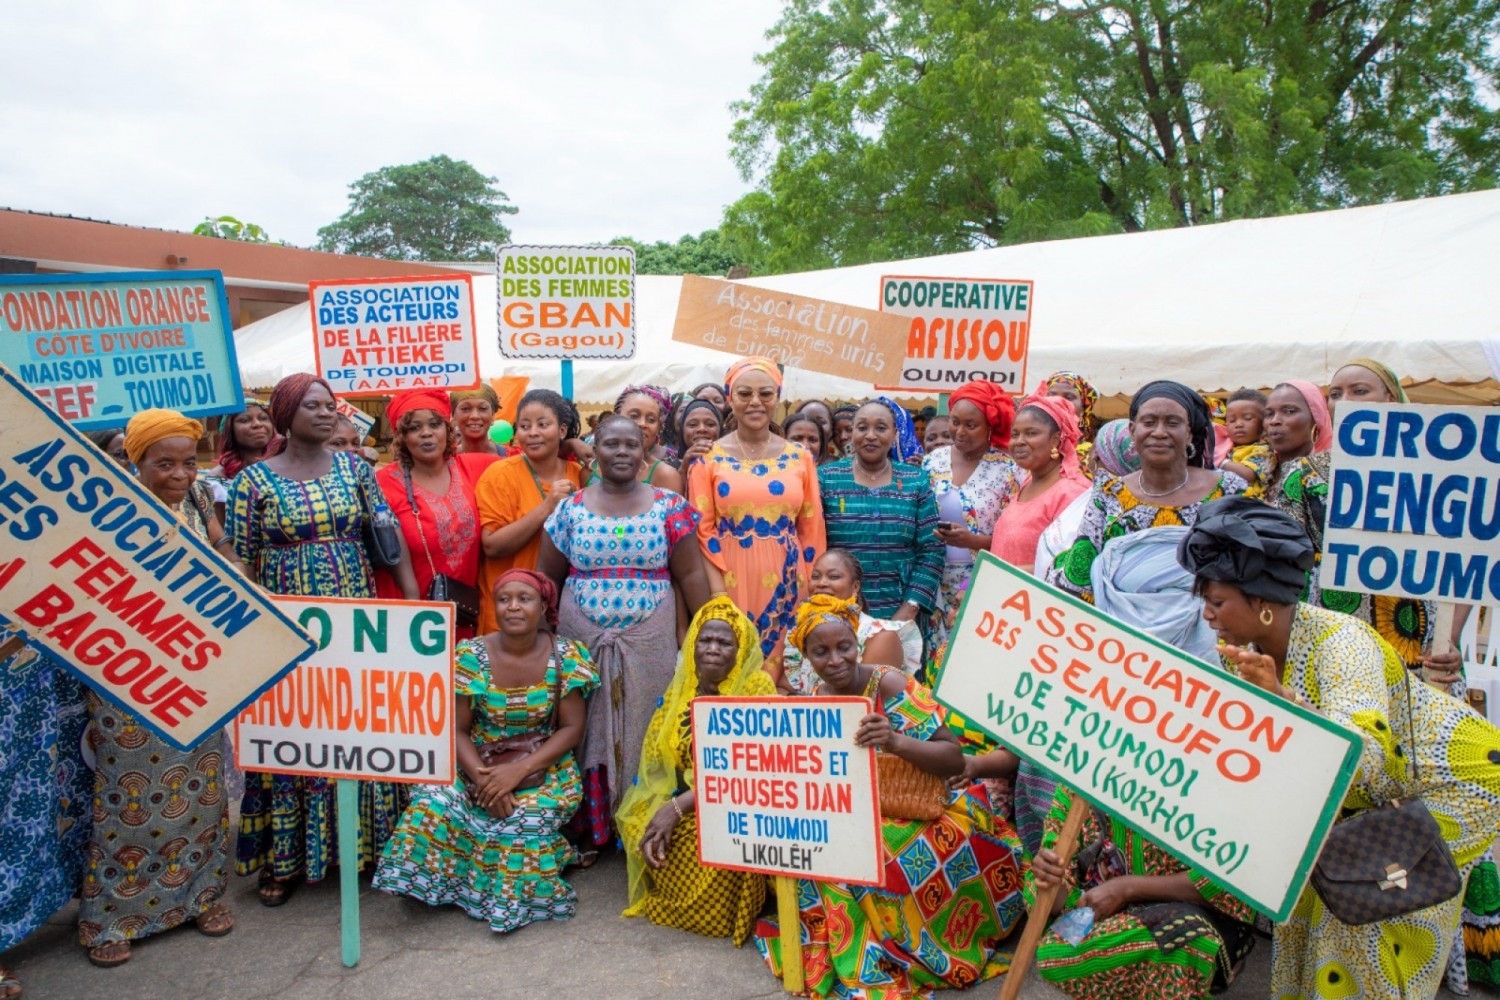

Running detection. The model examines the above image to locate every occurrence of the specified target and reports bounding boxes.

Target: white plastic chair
[1458,603,1500,724]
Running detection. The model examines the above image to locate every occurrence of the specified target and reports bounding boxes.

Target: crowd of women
[3,354,1500,1000]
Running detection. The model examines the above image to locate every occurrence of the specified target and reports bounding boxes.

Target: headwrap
[124,408,203,467]
[675,396,724,453]
[449,383,500,410]
[787,594,861,653]
[871,396,924,463]
[1130,381,1215,469]
[1343,358,1408,403]
[267,373,334,437]
[1176,495,1315,605]
[1018,386,1084,482]
[218,398,279,478]
[618,597,770,914]
[1281,380,1333,454]
[386,389,452,429]
[1092,419,1140,478]
[1044,371,1099,430]
[949,380,1016,450]
[724,356,783,391]
[616,384,672,418]
[491,568,560,629]
[1093,527,1219,663]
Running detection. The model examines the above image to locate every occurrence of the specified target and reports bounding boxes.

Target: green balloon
[488,419,514,445]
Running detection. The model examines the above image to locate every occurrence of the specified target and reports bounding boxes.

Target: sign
[933,553,1361,921]
[0,364,313,749]
[0,270,242,431]
[672,275,909,385]
[334,398,376,441]
[693,696,881,885]
[1324,402,1500,602]
[310,274,479,395]
[233,597,455,784]
[877,275,1033,392]
[496,245,635,360]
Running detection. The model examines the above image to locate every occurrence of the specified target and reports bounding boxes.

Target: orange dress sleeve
[689,446,728,574]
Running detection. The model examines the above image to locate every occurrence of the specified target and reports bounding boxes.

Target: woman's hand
[472,761,529,814]
[947,754,979,791]
[544,479,576,511]
[1219,643,1288,699]
[640,801,681,869]
[1080,877,1136,921]
[1420,649,1463,688]
[854,713,898,751]
[681,440,713,466]
[934,522,983,549]
[892,603,918,623]
[1031,847,1066,892]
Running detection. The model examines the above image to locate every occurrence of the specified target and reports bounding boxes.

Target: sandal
[196,902,235,937]
[0,964,20,999]
[86,941,131,969]
[570,849,600,871]
[256,871,300,908]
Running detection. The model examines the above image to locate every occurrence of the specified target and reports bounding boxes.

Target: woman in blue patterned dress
[539,415,709,850]
[228,374,418,906]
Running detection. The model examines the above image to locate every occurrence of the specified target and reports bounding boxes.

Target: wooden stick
[999,791,1091,1000]
[776,875,804,992]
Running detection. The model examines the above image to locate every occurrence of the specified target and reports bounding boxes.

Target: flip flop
[0,964,21,999]
[196,902,235,937]
[570,849,600,871]
[86,941,131,969]
[257,872,300,908]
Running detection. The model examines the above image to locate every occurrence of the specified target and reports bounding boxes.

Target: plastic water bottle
[372,500,397,530]
[1051,906,1095,945]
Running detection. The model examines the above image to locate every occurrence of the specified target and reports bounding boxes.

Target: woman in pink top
[989,390,1089,574]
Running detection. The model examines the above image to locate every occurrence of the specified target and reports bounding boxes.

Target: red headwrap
[492,568,560,629]
[949,380,1016,450]
[1018,387,1084,481]
[386,389,452,430]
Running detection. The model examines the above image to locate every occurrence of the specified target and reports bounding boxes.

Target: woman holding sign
[617,597,775,944]
[1179,496,1500,1000]
[755,595,1025,998]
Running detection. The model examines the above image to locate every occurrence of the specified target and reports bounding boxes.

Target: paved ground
[7,850,1294,1000]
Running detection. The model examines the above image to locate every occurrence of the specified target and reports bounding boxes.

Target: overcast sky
[0,0,786,249]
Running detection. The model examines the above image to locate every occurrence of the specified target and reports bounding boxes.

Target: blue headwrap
[874,396,924,464]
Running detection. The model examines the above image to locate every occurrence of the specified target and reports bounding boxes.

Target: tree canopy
[192,215,271,242]
[315,155,518,261]
[608,229,742,274]
[722,0,1500,274]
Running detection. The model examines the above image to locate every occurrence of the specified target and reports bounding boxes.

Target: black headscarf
[1176,495,1315,604]
[676,397,723,443]
[1130,380,1215,469]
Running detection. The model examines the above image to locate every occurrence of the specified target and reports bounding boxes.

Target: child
[923,415,952,452]
[1220,387,1272,496]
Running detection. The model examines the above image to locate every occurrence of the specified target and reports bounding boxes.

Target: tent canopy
[234,190,1500,406]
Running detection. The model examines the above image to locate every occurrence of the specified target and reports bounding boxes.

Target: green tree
[315,155,518,261]
[608,229,743,274]
[724,0,1500,273]
[193,215,271,242]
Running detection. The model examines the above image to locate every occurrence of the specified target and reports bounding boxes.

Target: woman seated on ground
[754,595,1025,998]
[617,597,776,945]
[1027,788,1255,1000]
[374,570,598,933]
[1179,496,1500,999]
[780,548,916,694]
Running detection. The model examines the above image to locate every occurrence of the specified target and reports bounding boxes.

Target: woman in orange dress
[688,357,825,672]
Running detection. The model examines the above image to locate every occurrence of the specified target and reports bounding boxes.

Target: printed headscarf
[615,384,672,419]
[1342,358,1408,403]
[724,356,783,391]
[386,389,452,429]
[871,396,924,463]
[949,380,1016,450]
[1044,371,1099,431]
[1092,419,1140,478]
[1280,380,1333,454]
[124,408,203,467]
[1018,386,1084,482]
[1130,380,1215,469]
[217,398,280,478]
[492,568,560,629]
[449,383,500,410]
[1177,495,1316,605]
[787,594,862,653]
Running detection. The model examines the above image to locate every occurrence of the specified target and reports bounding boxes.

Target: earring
[1050,448,1061,460]
[1185,442,1197,459]
[1259,606,1274,626]
[1311,426,1320,444]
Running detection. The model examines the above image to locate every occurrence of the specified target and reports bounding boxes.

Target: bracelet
[213,536,235,549]
[671,796,685,820]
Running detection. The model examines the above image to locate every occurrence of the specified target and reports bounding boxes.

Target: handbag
[1309,668,1462,925]
[359,470,403,568]
[468,646,564,799]
[404,470,479,629]
[863,665,948,821]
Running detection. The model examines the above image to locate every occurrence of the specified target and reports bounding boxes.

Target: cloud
[0,0,784,248]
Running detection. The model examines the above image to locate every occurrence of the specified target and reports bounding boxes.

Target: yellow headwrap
[787,594,861,654]
[725,355,783,390]
[123,408,203,466]
[1344,357,1409,403]
[617,596,773,915]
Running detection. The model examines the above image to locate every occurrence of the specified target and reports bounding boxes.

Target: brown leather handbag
[467,652,563,797]
[864,666,948,822]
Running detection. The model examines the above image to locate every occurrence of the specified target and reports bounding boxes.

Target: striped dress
[818,458,943,620]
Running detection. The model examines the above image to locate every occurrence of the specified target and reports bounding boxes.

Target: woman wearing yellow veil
[617,597,777,944]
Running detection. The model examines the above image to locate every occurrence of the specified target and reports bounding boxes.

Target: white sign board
[497,245,636,359]
[877,275,1033,392]
[1324,401,1500,602]
[0,364,313,750]
[310,274,480,395]
[693,696,881,885]
[234,597,455,784]
[933,554,1362,921]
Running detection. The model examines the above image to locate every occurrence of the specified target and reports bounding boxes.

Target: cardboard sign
[234,597,455,784]
[877,275,1033,392]
[693,696,881,885]
[0,270,242,431]
[1324,402,1500,602]
[333,398,376,441]
[672,276,909,385]
[310,274,479,395]
[0,364,313,750]
[496,245,636,359]
[933,554,1361,921]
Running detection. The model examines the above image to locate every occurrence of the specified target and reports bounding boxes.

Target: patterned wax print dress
[374,637,598,932]
[755,666,1026,999]
[922,446,1017,649]
[818,458,943,622]
[228,451,404,883]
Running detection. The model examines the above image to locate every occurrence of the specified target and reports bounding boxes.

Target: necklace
[854,458,892,486]
[735,431,775,462]
[1133,468,1191,498]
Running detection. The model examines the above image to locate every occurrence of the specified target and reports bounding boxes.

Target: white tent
[234,190,1500,405]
